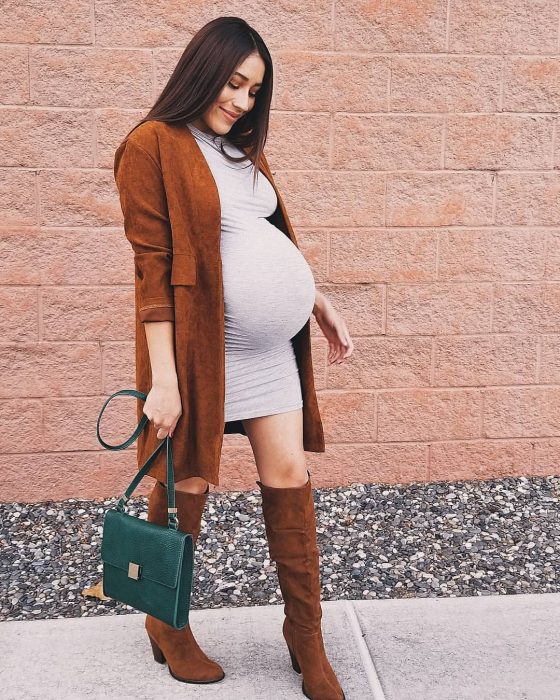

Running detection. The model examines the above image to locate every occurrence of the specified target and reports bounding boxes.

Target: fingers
[328,343,347,364]
[342,332,354,359]
[143,413,175,439]
[142,385,182,439]
[154,424,171,440]
[153,415,181,439]
[328,325,354,365]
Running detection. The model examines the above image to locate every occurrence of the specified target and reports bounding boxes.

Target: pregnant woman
[114,16,353,700]
[186,121,317,423]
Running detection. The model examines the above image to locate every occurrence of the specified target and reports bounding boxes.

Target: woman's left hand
[313,292,354,365]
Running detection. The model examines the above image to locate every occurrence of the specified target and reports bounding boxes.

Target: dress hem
[224,402,304,423]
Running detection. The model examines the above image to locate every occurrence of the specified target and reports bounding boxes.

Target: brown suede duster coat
[113,120,325,486]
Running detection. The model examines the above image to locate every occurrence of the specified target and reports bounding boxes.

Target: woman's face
[193,53,265,135]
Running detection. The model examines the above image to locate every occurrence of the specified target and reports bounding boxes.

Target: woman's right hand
[143,379,182,439]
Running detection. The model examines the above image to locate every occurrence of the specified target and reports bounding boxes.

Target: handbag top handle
[96,388,179,530]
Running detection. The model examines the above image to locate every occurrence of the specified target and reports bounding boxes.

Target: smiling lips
[221,107,241,121]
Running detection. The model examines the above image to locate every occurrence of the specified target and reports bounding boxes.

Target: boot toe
[168,660,225,684]
[146,614,225,684]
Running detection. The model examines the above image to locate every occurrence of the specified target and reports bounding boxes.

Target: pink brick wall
[1,2,559,502]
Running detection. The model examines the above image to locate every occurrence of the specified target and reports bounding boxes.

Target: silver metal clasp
[168,506,179,529]
[128,562,141,579]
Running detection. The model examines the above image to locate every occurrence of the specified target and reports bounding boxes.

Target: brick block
[0,0,91,44]
[335,0,447,52]
[496,172,560,225]
[334,114,443,170]
[39,169,122,226]
[0,288,38,341]
[445,114,554,170]
[378,388,482,442]
[439,228,547,281]
[330,229,437,283]
[390,55,501,112]
[319,391,376,443]
[274,170,385,227]
[448,0,558,53]
[434,335,537,386]
[493,283,560,333]
[484,386,560,438]
[31,47,152,108]
[327,336,432,390]
[0,343,101,398]
[387,282,492,335]
[0,46,29,104]
[386,172,495,227]
[274,52,389,112]
[41,287,134,341]
[430,439,534,481]
[504,57,560,112]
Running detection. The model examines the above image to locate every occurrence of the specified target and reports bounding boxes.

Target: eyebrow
[233,71,262,87]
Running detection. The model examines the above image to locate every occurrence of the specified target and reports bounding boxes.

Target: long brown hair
[122,17,273,186]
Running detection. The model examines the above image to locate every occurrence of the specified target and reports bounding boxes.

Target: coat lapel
[174,126,299,253]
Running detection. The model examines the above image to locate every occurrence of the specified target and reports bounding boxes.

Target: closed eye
[228,82,258,98]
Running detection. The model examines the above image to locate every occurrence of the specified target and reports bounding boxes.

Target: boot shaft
[147,480,209,546]
[256,470,323,634]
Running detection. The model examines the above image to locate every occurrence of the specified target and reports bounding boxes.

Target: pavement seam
[344,601,387,700]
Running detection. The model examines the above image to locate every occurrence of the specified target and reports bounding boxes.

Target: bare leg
[241,408,308,486]
[247,408,345,699]
[175,476,209,494]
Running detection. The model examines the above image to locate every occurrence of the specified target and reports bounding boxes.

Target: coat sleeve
[114,139,175,323]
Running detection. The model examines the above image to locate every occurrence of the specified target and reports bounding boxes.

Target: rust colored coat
[113,120,325,486]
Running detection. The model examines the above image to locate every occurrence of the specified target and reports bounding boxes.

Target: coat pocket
[171,252,197,286]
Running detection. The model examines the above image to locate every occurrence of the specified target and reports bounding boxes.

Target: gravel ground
[1,475,559,622]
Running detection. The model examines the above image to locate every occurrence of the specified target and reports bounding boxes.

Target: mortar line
[344,600,387,699]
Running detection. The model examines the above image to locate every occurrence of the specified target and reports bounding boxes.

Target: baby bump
[221,225,316,353]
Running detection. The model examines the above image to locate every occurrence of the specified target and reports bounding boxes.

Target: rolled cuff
[138,303,175,323]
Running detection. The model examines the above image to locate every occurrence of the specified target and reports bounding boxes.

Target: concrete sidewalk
[1,593,558,699]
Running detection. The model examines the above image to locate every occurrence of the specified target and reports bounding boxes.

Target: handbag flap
[100,508,191,588]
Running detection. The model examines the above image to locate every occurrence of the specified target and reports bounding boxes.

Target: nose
[232,91,251,113]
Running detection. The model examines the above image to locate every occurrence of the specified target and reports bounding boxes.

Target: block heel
[288,644,301,673]
[148,634,166,664]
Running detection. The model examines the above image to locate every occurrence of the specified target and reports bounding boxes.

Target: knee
[262,460,309,488]
[174,476,209,494]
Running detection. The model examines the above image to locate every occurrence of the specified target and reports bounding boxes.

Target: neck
[189,118,217,136]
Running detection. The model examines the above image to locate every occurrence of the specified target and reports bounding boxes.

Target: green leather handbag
[96,388,194,629]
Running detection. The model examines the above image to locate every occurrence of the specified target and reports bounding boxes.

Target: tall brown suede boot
[144,480,225,684]
[256,470,345,700]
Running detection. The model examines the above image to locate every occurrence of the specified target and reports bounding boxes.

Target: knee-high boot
[144,480,225,684]
[256,470,345,700]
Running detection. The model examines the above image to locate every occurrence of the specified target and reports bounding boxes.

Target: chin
[217,109,238,132]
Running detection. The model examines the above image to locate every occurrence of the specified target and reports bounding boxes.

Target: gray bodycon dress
[186,123,316,422]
